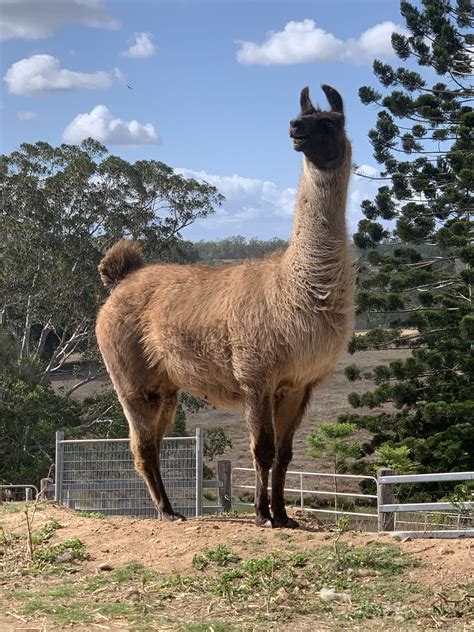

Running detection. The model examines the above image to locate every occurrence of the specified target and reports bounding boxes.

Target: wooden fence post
[377,468,395,532]
[217,460,232,512]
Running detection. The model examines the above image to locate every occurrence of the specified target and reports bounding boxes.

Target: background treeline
[193,235,287,263]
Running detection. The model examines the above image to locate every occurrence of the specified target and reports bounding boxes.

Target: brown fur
[98,239,144,290]
[96,85,356,526]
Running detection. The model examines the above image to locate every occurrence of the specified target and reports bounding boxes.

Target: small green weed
[113,560,158,584]
[0,503,23,515]
[21,598,90,625]
[33,537,86,566]
[76,511,107,519]
[183,623,241,632]
[275,531,291,541]
[192,553,209,570]
[202,544,239,566]
[289,553,308,568]
[31,519,61,545]
[352,601,388,620]
[97,602,141,616]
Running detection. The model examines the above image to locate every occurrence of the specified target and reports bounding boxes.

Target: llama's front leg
[245,392,275,527]
[271,386,312,528]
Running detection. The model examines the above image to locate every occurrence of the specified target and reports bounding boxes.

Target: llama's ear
[300,86,316,115]
[321,84,344,115]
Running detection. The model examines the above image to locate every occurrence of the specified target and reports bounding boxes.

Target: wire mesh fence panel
[58,435,198,518]
[0,485,38,503]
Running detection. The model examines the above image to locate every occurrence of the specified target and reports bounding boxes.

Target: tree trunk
[19,295,32,361]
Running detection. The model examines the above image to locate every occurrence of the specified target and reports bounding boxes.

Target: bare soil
[1,503,472,631]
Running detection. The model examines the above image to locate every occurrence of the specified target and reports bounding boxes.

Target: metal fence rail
[232,467,378,520]
[377,469,474,537]
[55,429,202,518]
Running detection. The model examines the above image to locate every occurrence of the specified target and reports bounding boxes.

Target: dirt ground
[1,503,472,631]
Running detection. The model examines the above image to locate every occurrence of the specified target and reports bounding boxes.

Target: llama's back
[97,254,284,408]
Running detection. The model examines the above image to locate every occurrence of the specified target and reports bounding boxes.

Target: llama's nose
[289,119,305,136]
[290,118,303,130]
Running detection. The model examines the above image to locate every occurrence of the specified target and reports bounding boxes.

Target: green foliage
[0,375,82,484]
[348,0,473,476]
[202,544,239,566]
[203,427,233,461]
[308,423,361,468]
[31,519,61,545]
[373,444,419,473]
[75,511,107,519]
[169,403,188,437]
[1,139,224,484]
[1,139,222,387]
[195,235,286,262]
[33,537,86,566]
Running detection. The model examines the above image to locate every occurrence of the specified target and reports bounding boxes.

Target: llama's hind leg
[122,388,182,521]
[244,391,275,527]
[271,386,313,528]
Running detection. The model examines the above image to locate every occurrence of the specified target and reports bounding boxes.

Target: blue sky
[0,0,406,240]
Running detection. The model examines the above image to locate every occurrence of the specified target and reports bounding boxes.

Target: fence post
[300,473,304,509]
[55,431,64,503]
[25,487,32,501]
[217,460,232,512]
[40,478,54,500]
[377,468,395,532]
[195,427,203,517]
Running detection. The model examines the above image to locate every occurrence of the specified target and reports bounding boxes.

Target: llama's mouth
[292,136,307,151]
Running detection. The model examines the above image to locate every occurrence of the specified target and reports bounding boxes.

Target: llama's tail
[98,239,144,290]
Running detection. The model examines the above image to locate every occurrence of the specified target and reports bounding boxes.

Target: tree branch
[64,370,102,397]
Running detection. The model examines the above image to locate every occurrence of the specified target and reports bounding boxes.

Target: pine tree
[344,0,473,474]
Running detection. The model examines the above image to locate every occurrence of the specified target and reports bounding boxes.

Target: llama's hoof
[255,517,273,528]
[159,511,186,522]
[272,516,300,529]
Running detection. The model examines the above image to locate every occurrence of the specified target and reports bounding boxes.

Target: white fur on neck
[284,140,354,314]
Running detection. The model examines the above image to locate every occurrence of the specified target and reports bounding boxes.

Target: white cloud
[177,165,380,240]
[17,110,37,121]
[122,32,157,59]
[355,22,403,59]
[236,19,407,66]
[4,55,113,95]
[0,0,117,42]
[63,105,161,145]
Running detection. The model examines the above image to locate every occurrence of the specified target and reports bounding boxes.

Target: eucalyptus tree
[1,139,222,389]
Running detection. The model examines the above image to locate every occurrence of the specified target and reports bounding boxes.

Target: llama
[96,84,355,528]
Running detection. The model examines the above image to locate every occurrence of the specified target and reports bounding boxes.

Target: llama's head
[289,85,347,170]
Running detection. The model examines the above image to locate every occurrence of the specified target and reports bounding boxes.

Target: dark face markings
[289,85,346,170]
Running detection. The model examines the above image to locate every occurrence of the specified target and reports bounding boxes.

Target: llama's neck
[283,142,353,308]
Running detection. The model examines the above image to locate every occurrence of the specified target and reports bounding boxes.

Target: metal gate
[54,428,203,518]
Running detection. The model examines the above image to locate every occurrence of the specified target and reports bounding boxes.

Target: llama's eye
[320,119,333,129]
